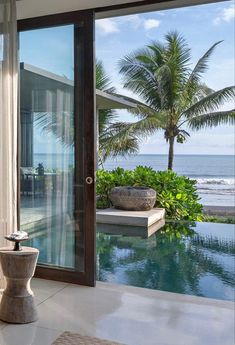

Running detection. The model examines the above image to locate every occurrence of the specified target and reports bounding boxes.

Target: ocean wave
[197,189,235,195]
[196,178,235,185]
[198,187,235,192]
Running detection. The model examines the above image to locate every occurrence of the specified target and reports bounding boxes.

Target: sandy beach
[203,205,235,217]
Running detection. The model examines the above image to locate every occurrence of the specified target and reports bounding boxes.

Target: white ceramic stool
[0,247,39,323]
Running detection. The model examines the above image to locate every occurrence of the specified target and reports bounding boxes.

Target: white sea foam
[196,178,235,196]
[196,178,235,186]
[197,189,235,195]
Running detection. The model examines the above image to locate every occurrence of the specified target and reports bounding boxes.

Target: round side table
[0,246,39,323]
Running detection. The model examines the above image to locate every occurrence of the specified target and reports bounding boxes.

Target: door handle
[85,176,93,185]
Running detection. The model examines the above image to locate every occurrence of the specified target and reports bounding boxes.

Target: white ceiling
[16,0,144,19]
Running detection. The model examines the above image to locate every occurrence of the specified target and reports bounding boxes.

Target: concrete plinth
[0,247,39,324]
[96,208,165,227]
[96,208,165,237]
[97,219,165,238]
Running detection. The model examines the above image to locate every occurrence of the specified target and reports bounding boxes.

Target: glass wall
[19,25,83,270]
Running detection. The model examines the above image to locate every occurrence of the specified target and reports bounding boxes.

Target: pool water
[96,222,235,301]
[25,219,234,301]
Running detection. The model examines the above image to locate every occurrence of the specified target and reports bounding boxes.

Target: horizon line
[34,152,235,156]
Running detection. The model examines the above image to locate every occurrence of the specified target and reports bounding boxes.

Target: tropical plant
[118,31,235,169]
[35,60,139,164]
[96,60,138,165]
[96,166,203,221]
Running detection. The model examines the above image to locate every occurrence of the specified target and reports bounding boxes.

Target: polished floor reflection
[0,279,234,345]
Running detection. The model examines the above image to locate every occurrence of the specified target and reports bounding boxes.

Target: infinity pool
[96,222,235,301]
[25,219,234,301]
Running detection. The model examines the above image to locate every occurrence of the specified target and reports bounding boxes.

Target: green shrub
[202,215,235,224]
[96,197,110,209]
[96,166,203,221]
[158,221,196,242]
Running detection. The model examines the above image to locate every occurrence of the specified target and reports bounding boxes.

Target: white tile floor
[0,278,234,345]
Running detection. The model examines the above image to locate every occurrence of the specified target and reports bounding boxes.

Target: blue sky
[96,1,235,155]
[20,1,235,155]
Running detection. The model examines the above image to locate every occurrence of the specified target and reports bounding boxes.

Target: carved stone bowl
[109,186,156,211]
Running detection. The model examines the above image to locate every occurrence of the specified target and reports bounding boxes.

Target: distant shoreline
[203,205,235,217]
[109,154,235,157]
[35,153,235,156]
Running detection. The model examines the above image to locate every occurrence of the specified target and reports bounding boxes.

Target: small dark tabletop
[0,246,39,255]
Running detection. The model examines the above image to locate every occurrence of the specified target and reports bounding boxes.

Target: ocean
[34,154,235,207]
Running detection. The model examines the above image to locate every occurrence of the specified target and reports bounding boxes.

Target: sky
[95,1,235,155]
[20,1,235,155]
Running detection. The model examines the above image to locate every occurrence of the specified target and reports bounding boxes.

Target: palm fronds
[99,122,139,162]
[188,110,235,130]
[182,86,235,119]
[96,60,118,134]
[187,41,222,86]
[119,48,162,108]
[34,111,74,147]
[119,31,234,169]
[96,59,115,93]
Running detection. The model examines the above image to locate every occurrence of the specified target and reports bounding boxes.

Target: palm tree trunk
[168,137,175,170]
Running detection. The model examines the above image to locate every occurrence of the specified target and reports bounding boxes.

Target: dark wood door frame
[18,10,96,286]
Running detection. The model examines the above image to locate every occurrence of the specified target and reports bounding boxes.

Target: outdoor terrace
[0,278,234,345]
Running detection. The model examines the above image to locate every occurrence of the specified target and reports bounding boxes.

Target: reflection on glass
[20,26,83,270]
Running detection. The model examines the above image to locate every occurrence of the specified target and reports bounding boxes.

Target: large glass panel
[19,25,84,270]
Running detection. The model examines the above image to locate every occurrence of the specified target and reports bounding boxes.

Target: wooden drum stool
[0,247,39,323]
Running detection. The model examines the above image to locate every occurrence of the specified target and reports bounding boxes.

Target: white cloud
[157,12,166,16]
[123,14,142,30]
[96,19,119,35]
[123,15,162,31]
[213,4,235,25]
[222,4,235,22]
[144,19,161,30]
[96,15,161,35]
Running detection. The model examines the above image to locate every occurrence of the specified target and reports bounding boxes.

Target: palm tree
[35,60,139,165]
[118,31,235,170]
[96,60,138,165]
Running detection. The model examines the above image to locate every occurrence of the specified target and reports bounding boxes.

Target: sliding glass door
[18,12,96,286]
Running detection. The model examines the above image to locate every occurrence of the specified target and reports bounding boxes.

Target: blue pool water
[96,222,235,301]
[25,220,234,301]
